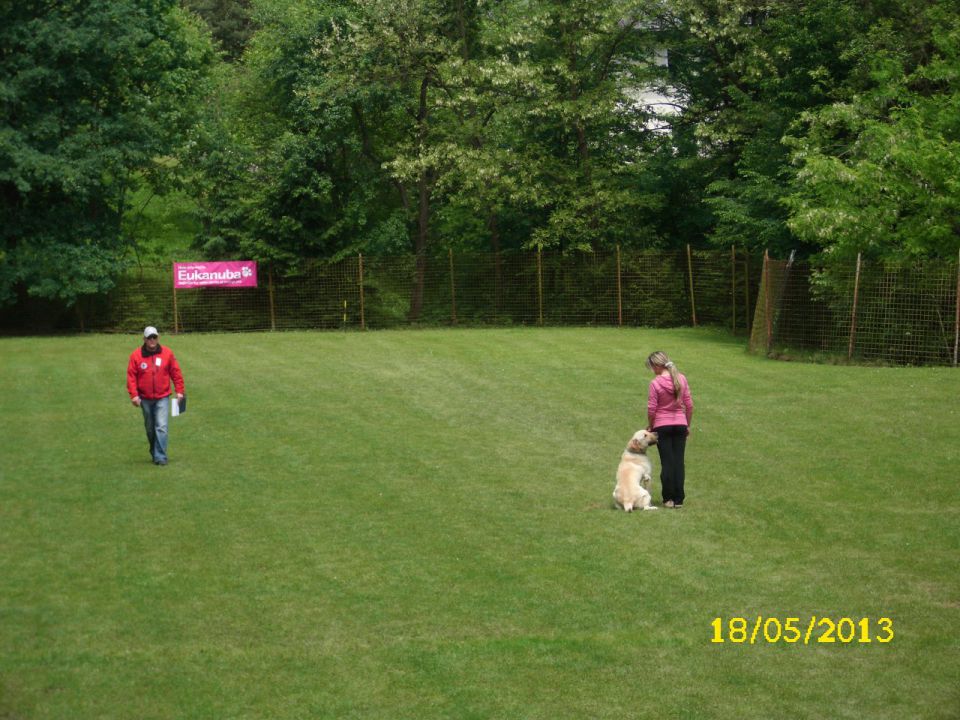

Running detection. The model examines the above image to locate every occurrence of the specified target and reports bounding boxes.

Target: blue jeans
[140,397,170,463]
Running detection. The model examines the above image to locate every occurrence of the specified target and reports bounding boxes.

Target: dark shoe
[157,460,167,466]
[153,459,160,465]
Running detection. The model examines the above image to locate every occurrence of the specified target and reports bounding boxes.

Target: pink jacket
[647,372,693,428]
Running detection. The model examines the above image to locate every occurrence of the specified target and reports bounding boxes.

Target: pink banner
[174,261,258,289]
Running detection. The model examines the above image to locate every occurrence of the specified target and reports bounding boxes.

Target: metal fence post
[686,244,698,327]
[848,252,862,360]
[537,248,544,326]
[731,245,737,333]
[268,263,276,331]
[616,245,623,327]
[449,248,458,325]
[953,249,959,367]
[172,262,179,334]
[763,250,772,352]
[358,254,366,331]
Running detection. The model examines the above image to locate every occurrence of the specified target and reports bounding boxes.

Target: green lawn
[1,328,958,719]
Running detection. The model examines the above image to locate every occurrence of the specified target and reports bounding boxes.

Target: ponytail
[646,351,682,405]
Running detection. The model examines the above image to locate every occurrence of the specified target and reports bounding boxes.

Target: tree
[196,0,528,314]
[187,0,407,268]
[475,0,668,252]
[785,1,960,262]
[660,0,866,256]
[332,0,491,318]
[185,0,960,289]
[0,0,214,306]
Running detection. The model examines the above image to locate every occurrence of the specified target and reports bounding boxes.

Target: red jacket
[127,345,185,400]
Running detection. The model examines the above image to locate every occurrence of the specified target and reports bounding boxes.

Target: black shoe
[157,460,167,466]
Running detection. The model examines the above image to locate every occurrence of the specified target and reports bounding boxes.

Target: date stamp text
[710,616,894,644]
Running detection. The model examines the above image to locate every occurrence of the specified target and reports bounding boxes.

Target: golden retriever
[613,430,659,512]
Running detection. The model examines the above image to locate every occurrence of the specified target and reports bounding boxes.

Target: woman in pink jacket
[645,351,694,508]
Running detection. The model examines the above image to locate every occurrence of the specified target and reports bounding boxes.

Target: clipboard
[171,395,186,417]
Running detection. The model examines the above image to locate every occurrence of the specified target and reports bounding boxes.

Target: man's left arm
[169,353,185,399]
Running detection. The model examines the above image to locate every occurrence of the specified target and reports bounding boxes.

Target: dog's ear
[628,438,641,452]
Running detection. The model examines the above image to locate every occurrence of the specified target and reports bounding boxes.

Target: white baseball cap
[143,326,159,338]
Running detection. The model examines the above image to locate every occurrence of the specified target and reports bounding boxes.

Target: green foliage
[663,0,867,256]
[121,185,202,265]
[476,0,669,251]
[179,0,960,272]
[785,2,960,262]
[307,0,480,261]
[0,0,214,305]
[5,0,959,316]
[189,0,674,276]
[186,1,405,267]
[182,0,254,61]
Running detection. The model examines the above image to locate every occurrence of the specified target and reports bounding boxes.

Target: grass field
[1,327,958,719]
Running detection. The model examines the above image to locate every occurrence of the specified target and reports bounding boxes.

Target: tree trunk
[408,170,430,322]
[408,75,433,321]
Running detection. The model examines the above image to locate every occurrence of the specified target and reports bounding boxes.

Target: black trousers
[655,425,687,504]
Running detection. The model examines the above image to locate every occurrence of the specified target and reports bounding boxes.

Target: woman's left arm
[647,382,658,431]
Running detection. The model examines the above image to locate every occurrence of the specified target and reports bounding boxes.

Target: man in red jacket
[127,326,185,465]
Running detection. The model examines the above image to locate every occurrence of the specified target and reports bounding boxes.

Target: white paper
[171,397,179,417]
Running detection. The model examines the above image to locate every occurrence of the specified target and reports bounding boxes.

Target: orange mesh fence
[750,254,960,366]
[0,248,761,337]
